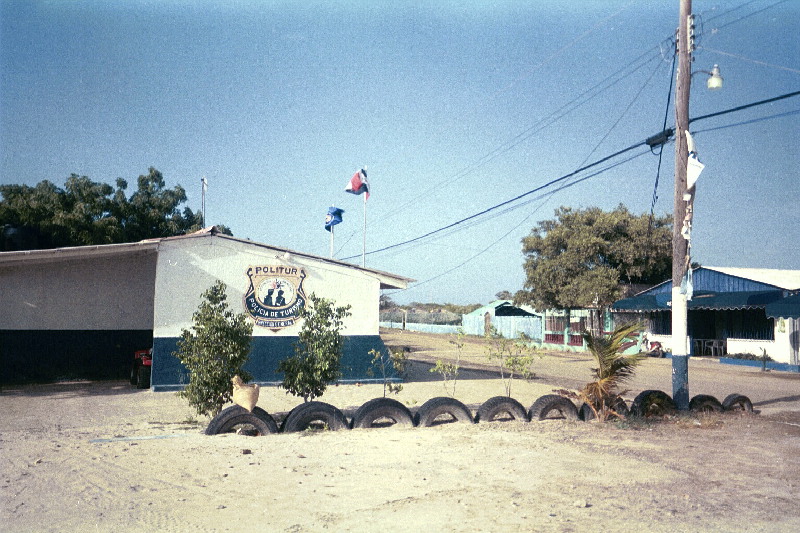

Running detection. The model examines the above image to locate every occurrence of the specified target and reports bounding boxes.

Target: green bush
[277,293,352,402]
[173,280,254,417]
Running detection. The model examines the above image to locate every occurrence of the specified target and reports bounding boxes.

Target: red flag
[345,168,369,200]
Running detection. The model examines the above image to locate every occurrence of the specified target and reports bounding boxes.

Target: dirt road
[1,328,799,532]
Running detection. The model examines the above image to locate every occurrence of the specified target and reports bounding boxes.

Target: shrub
[173,281,254,417]
[277,293,352,402]
[430,328,465,397]
[578,322,644,421]
[366,347,409,397]
[484,327,537,397]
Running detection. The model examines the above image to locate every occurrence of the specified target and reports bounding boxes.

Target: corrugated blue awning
[612,290,784,312]
[766,293,800,319]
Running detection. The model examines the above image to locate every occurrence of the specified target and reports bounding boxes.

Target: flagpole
[330,224,334,258]
[201,176,207,227]
[362,191,366,267]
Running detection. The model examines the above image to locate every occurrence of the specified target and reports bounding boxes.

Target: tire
[475,396,529,423]
[352,398,414,429]
[205,405,278,436]
[281,401,350,432]
[689,394,723,413]
[722,393,753,413]
[130,364,138,385]
[528,394,579,421]
[579,397,629,421]
[414,397,474,427]
[630,390,676,417]
[136,365,151,389]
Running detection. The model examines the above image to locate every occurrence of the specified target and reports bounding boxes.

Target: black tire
[136,365,151,389]
[630,390,676,417]
[475,396,529,423]
[352,397,414,429]
[579,397,629,421]
[282,401,350,432]
[205,405,278,436]
[722,393,754,413]
[129,364,138,385]
[689,394,724,413]
[528,394,579,421]
[414,397,474,427]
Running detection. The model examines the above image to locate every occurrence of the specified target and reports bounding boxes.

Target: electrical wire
[349,89,800,264]
[373,50,664,227]
[689,90,800,124]
[697,46,800,75]
[707,0,791,32]
[691,108,800,135]
[343,141,649,262]
[384,149,651,294]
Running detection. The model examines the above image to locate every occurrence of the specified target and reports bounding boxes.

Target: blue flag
[325,206,344,232]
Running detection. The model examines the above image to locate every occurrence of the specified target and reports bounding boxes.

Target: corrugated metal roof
[703,267,800,291]
[638,266,800,296]
[0,232,414,290]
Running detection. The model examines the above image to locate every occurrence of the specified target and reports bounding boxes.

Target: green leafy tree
[174,281,254,417]
[278,294,352,402]
[0,167,206,250]
[516,205,671,310]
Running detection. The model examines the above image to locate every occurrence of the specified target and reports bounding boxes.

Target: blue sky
[2,1,798,305]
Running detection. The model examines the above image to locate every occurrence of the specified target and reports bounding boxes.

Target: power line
[691,108,800,135]
[343,139,648,261]
[689,90,800,124]
[386,150,651,295]
[350,90,800,263]
[374,50,664,227]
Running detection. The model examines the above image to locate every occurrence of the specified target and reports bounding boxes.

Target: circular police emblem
[244,265,307,331]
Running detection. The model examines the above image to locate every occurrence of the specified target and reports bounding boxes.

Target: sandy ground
[2,328,799,532]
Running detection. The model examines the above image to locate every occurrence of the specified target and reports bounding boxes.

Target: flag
[345,168,369,199]
[325,206,344,232]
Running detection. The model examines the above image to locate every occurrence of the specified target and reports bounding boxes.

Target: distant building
[462,300,543,340]
[0,230,412,388]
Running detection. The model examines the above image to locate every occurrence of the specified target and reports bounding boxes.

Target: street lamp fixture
[694,64,723,90]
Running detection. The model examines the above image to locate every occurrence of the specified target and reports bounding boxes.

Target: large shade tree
[516,205,672,310]
[0,167,221,250]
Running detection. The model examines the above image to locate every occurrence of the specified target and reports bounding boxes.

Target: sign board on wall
[243,265,307,331]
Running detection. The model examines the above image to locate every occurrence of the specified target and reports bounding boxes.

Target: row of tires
[205,390,754,436]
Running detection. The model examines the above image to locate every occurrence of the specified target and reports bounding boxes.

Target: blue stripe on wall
[152,335,391,390]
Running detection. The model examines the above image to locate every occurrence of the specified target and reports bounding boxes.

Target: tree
[174,281,254,417]
[278,294,352,402]
[495,290,513,300]
[578,322,644,421]
[0,167,205,250]
[516,205,671,310]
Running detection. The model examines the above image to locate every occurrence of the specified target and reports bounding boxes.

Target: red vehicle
[130,349,152,389]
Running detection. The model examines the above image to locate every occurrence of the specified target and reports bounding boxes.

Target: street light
[694,64,724,90]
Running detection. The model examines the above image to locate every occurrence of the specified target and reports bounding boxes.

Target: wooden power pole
[672,0,693,410]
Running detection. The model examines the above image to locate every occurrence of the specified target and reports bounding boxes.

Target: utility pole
[672,0,693,410]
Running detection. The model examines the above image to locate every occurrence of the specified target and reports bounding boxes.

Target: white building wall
[0,251,156,330]
[152,236,379,339]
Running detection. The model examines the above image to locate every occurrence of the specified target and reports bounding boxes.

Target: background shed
[462,300,542,340]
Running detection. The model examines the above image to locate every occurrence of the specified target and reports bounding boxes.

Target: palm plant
[580,322,645,421]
